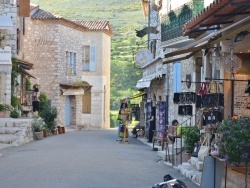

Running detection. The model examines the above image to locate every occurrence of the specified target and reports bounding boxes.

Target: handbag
[198,83,209,95]
[209,81,216,93]
[198,135,209,161]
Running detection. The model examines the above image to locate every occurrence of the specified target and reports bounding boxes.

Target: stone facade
[23,6,112,129]
[139,0,204,127]
[0,0,28,105]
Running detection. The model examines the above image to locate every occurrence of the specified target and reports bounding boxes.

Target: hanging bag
[209,81,217,93]
[198,135,210,161]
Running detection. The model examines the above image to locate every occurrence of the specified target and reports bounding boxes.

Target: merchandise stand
[120,112,130,144]
[118,99,132,144]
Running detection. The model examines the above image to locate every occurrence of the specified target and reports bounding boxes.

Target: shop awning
[63,88,85,95]
[60,83,92,95]
[183,0,250,37]
[0,16,13,29]
[17,59,34,70]
[163,15,250,64]
[136,79,152,89]
[20,68,37,79]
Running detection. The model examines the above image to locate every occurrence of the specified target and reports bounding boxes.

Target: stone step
[0,127,22,134]
[0,134,17,144]
[0,118,32,127]
[190,157,203,171]
[178,162,202,184]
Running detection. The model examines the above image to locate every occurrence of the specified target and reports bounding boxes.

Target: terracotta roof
[74,20,114,36]
[16,58,34,70]
[30,4,39,11]
[30,4,113,36]
[74,20,108,30]
[31,7,61,19]
[183,0,250,37]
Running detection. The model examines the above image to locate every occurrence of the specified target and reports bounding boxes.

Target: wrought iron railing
[161,0,204,42]
[166,112,199,166]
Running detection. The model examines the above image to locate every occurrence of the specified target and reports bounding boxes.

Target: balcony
[161,0,204,42]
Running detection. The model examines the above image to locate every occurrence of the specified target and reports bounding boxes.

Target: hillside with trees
[31,0,147,110]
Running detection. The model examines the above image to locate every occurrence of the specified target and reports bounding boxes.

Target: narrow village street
[0,130,198,188]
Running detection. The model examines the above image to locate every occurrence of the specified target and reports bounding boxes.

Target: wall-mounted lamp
[234,31,250,42]
[203,46,221,56]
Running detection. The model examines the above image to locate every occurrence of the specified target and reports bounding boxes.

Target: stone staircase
[178,157,244,187]
[0,118,33,147]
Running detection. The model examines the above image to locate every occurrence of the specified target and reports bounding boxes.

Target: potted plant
[42,126,51,137]
[4,104,14,118]
[0,104,4,118]
[182,126,200,160]
[217,118,250,188]
[32,117,44,140]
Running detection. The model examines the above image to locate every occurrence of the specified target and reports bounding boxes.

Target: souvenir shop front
[163,6,250,187]
[136,58,168,136]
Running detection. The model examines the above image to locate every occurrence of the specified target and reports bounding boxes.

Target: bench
[152,130,168,151]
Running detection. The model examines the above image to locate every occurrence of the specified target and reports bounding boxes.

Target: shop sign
[0,46,11,64]
[63,88,85,95]
[135,49,153,67]
[142,61,162,80]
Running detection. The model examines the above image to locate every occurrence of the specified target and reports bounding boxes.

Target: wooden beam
[163,51,199,64]
[200,21,233,27]
[190,27,221,33]
[231,2,250,6]
[214,11,250,17]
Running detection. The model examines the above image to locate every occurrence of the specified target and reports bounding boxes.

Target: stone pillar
[0,46,12,105]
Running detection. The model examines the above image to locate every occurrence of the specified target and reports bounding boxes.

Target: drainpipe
[166,64,169,125]
[148,0,151,49]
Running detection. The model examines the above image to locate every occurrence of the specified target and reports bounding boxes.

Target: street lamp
[234,31,250,42]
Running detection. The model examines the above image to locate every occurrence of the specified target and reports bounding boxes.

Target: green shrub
[25,78,31,90]
[11,95,22,110]
[38,93,57,132]
[10,109,19,118]
[0,104,4,111]
[182,126,200,153]
[33,125,43,132]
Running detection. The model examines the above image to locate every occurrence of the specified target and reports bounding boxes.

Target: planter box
[34,131,43,140]
[4,110,11,118]
[0,111,4,118]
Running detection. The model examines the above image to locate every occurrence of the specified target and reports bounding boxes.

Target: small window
[66,51,76,75]
[82,46,90,71]
[83,45,96,71]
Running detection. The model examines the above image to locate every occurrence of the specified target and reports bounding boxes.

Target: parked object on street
[152,174,187,188]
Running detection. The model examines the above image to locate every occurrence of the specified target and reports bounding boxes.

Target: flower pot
[62,127,65,133]
[43,130,47,137]
[0,111,4,118]
[34,131,43,140]
[4,110,11,118]
[57,126,62,134]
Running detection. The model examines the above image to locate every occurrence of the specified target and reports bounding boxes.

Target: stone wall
[0,1,18,105]
[23,17,111,129]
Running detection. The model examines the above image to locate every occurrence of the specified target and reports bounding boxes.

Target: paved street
[0,130,199,188]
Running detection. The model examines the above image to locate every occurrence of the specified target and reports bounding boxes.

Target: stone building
[23,5,113,129]
[0,0,30,105]
[137,0,204,128]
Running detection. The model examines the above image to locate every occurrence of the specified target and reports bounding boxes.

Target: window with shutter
[173,62,181,92]
[89,45,96,72]
[82,46,90,71]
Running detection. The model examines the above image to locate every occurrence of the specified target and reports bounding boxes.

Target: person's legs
[148,128,153,142]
